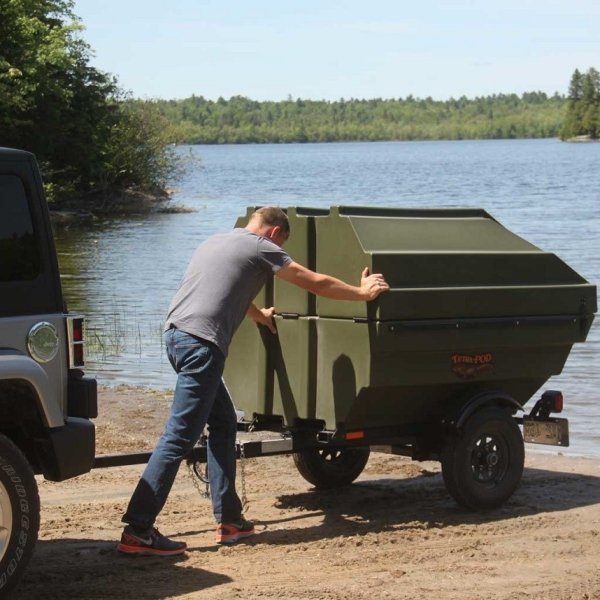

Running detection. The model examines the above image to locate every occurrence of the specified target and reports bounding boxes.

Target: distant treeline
[560,68,600,140]
[149,92,567,145]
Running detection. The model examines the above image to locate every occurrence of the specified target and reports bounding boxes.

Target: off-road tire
[293,446,370,489]
[0,434,40,594]
[441,407,524,510]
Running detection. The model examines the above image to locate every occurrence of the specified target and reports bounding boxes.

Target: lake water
[53,139,600,457]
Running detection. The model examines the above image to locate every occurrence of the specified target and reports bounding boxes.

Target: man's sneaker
[215,518,255,544]
[117,525,187,556]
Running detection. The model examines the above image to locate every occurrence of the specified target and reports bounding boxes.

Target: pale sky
[72,0,599,101]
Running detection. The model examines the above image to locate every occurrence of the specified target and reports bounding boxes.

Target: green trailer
[223,206,596,510]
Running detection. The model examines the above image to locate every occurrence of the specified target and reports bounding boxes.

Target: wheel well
[413,392,524,462]
[0,379,48,473]
[448,390,523,431]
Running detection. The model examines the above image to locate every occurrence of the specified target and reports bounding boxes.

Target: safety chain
[187,459,210,499]
[187,438,249,512]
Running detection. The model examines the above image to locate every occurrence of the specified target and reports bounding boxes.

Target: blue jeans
[123,328,242,530]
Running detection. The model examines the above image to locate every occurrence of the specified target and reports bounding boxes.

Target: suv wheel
[0,434,40,594]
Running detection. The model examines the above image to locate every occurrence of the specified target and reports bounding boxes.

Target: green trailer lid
[313,206,597,320]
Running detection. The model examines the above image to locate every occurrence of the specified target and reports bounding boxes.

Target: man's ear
[267,225,281,240]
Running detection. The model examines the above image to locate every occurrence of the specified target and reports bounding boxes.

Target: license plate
[523,416,569,447]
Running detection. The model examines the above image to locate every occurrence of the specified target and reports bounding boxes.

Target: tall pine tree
[560,68,600,139]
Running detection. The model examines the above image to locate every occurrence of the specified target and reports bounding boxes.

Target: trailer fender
[446,391,524,432]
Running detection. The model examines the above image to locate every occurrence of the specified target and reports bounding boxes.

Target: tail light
[530,390,564,418]
[542,390,563,413]
[66,315,85,368]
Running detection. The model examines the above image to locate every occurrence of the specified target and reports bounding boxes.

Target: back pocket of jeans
[174,342,210,373]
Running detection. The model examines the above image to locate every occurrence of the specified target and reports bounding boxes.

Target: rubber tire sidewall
[293,446,370,489]
[0,434,40,595]
[441,407,524,510]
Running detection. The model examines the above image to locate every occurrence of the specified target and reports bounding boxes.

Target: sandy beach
[16,386,600,600]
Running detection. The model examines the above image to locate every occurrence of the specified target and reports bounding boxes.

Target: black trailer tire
[0,434,40,595]
[441,407,524,510]
[293,446,370,489]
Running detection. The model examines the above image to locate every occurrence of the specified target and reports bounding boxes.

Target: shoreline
[48,188,193,223]
[564,134,600,143]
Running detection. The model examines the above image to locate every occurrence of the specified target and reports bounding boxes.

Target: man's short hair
[253,207,290,238]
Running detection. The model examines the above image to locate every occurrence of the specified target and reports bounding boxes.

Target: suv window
[0,175,40,281]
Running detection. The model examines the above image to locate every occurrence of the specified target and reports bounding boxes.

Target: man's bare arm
[276,261,389,301]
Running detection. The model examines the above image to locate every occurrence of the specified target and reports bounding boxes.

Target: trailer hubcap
[487,453,499,467]
[0,480,13,562]
[471,435,507,484]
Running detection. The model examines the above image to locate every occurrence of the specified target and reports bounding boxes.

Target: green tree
[0,0,176,204]
[581,68,600,137]
[561,67,600,140]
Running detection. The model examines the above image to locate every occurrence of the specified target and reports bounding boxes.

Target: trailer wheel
[293,446,370,489]
[441,407,524,510]
[0,434,40,594]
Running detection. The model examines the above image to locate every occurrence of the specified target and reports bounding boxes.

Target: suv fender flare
[0,354,64,427]
[444,390,523,432]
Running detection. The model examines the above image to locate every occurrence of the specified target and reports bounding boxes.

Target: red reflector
[74,344,84,366]
[346,431,365,440]
[73,320,83,342]
[554,393,564,413]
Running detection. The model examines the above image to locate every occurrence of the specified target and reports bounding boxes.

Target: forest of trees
[150,92,567,145]
[560,68,600,140]
[0,0,176,202]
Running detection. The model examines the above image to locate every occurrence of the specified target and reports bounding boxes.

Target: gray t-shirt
[165,228,292,355]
